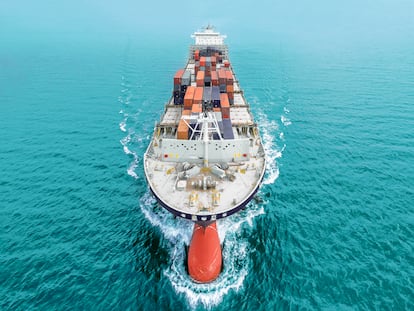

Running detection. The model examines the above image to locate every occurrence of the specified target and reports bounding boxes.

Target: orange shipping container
[177,119,188,140]
[196,71,205,87]
[218,69,227,84]
[184,86,196,109]
[211,71,218,86]
[211,56,217,66]
[200,56,206,67]
[220,93,230,119]
[225,70,234,85]
[226,85,234,93]
[182,109,191,116]
[191,103,202,113]
[193,87,204,105]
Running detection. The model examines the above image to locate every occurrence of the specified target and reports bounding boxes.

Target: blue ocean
[1,12,414,311]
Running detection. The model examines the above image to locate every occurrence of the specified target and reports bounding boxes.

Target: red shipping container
[200,56,206,67]
[174,69,185,85]
[194,50,200,61]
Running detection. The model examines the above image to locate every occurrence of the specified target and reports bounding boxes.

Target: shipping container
[184,86,196,109]
[204,76,211,87]
[222,119,234,139]
[193,87,204,105]
[213,107,223,122]
[177,119,188,140]
[225,70,234,85]
[211,71,219,86]
[226,84,234,93]
[181,70,191,86]
[218,69,227,85]
[174,69,185,85]
[220,93,230,118]
[191,103,202,113]
[194,49,200,61]
[223,60,230,68]
[174,90,184,105]
[200,56,206,67]
[211,56,217,66]
[182,109,191,116]
[196,71,205,87]
[180,84,188,93]
[203,86,212,103]
[212,86,220,107]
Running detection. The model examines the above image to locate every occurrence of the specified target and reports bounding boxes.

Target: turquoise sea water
[1,34,413,310]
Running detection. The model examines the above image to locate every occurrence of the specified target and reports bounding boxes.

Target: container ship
[144,26,266,283]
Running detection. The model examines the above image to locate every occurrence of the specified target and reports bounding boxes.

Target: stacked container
[193,87,204,106]
[211,86,220,108]
[222,119,234,139]
[225,70,234,105]
[177,110,191,140]
[173,69,185,104]
[218,69,227,93]
[211,71,218,86]
[220,93,230,119]
[196,71,205,87]
[181,70,191,92]
[184,86,196,109]
[203,86,212,105]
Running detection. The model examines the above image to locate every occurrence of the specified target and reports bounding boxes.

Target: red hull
[188,221,222,283]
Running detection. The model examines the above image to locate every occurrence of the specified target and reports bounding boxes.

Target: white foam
[281,115,291,126]
[257,112,283,185]
[119,120,127,132]
[120,133,139,179]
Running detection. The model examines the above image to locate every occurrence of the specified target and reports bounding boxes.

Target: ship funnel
[187,221,222,283]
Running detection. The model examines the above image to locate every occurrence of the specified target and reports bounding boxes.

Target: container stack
[177,110,191,140]
[175,49,236,139]
[184,86,196,110]
[173,69,192,105]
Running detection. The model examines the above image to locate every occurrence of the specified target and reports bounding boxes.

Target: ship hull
[143,27,266,283]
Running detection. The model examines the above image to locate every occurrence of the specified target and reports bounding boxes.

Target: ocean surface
[1,34,413,310]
